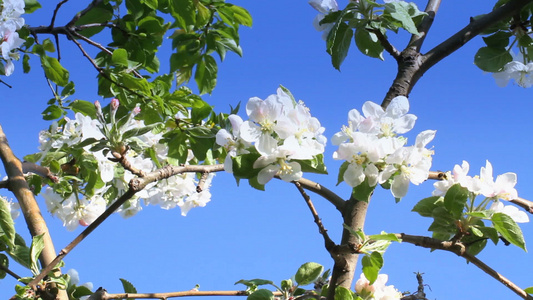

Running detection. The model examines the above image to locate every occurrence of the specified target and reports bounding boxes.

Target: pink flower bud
[94,100,101,110]
[133,106,141,115]
[111,98,120,111]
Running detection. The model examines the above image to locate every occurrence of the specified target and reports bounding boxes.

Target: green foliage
[443,184,469,219]
[295,262,323,286]
[0,198,16,249]
[335,286,354,300]
[361,251,383,284]
[351,178,375,202]
[474,46,513,72]
[248,289,274,300]
[29,234,45,275]
[120,278,138,293]
[491,212,527,251]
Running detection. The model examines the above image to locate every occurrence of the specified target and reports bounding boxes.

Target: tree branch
[0,124,68,300]
[369,28,401,60]
[26,164,225,290]
[408,0,442,52]
[294,181,337,252]
[294,177,346,211]
[103,290,266,300]
[396,233,533,300]
[421,0,533,74]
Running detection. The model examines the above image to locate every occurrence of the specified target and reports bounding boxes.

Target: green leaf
[384,2,420,34]
[0,253,7,279]
[42,105,64,120]
[524,287,533,294]
[483,31,512,48]
[337,161,349,186]
[235,279,274,288]
[361,252,383,284]
[248,289,274,300]
[232,153,261,179]
[0,199,16,249]
[354,28,384,60]
[170,0,196,30]
[196,2,211,28]
[42,38,55,52]
[298,154,328,175]
[334,286,354,300]
[327,20,353,70]
[24,0,42,13]
[412,196,443,217]
[74,1,113,37]
[195,55,218,95]
[122,123,159,140]
[119,73,152,94]
[443,184,468,219]
[70,99,97,119]
[142,0,158,10]
[30,234,45,275]
[351,178,375,202]
[23,54,30,73]
[227,4,252,27]
[492,212,527,251]
[474,46,513,72]
[367,232,401,242]
[41,55,69,86]
[112,48,129,67]
[295,262,324,286]
[120,278,138,293]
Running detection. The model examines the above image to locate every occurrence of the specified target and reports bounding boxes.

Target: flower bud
[111,98,120,112]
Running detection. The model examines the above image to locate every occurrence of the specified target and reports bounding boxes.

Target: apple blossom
[490,201,529,223]
[309,0,338,40]
[355,273,402,300]
[493,60,533,88]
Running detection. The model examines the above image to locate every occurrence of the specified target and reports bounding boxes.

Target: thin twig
[50,0,69,30]
[66,0,104,28]
[369,28,401,60]
[0,263,21,280]
[110,151,146,177]
[293,177,346,211]
[26,164,225,290]
[196,171,209,192]
[294,181,336,252]
[66,31,149,100]
[396,233,533,300]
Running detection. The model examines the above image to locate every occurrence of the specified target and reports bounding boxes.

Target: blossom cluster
[216,88,327,185]
[37,100,214,231]
[333,96,435,199]
[492,54,533,88]
[0,0,25,76]
[433,160,528,223]
[355,273,402,300]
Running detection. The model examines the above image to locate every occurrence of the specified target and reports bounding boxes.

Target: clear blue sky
[1,0,533,299]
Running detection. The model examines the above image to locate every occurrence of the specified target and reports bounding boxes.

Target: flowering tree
[1,0,533,299]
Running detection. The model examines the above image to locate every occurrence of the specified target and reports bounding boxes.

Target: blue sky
[1,0,533,299]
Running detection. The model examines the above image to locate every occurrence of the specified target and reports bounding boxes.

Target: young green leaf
[248,289,274,300]
[295,262,324,286]
[334,286,354,300]
[0,198,16,249]
[361,252,383,284]
[120,278,138,293]
[30,234,45,275]
[443,184,468,219]
[327,21,353,70]
[412,196,443,217]
[40,55,70,86]
[491,212,527,251]
[354,28,384,60]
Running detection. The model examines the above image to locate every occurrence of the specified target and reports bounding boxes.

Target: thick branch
[422,0,533,75]
[0,125,67,299]
[397,233,533,300]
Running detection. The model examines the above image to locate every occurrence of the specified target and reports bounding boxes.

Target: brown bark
[0,124,67,300]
